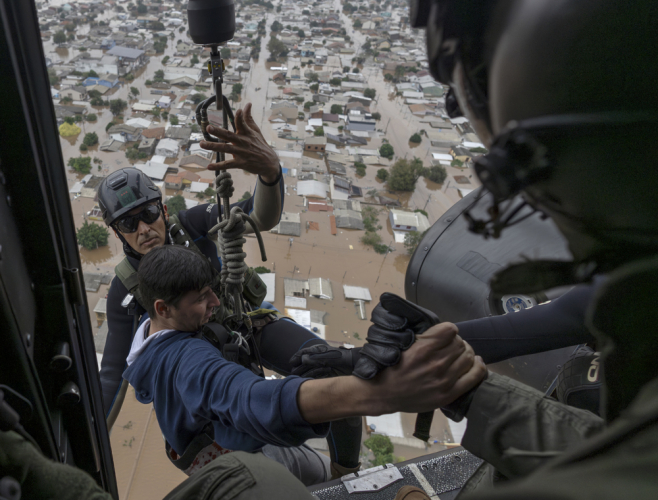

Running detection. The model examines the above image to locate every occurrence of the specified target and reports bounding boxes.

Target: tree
[67,156,92,174]
[76,221,109,250]
[387,157,426,191]
[409,133,422,144]
[306,72,319,83]
[424,165,448,184]
[330,104,343,115]
[232,83,243,95]
[379,143,394,159]
[451,158,464,167]
[352,67,360,73]
[204,186,215,197]
[220,47,231,59]
[364,88,376,99]
[166,195,187,216]
[190,93,207,105]
[355,164,366,176]
[190,54,199,65]
[271,20,283,32]
[371,112,381,120]
[353,19,362,28]
[137,2,147,14]
[85,113,97,122]
[154,69,165,82]
[404,230,427,256]
[152,21,166,31]
[297,29,305,38]
[239,191,251,201]
[170,114,179,125]
[48,68,59,86]
[376,168,388,181]
[364,435,398,466]
[83,132,98,147]
[254,266,271,274]
[53,30,66,45]
[109,98,127,116]
[130,86,140,98]
[314,127,324,136]
[90,96,106,106]
[329,77,342,86]
[304,101,314,110]
[79,143,88,152]
[106,121,116,132]
[309,83,319,92]
[64,117,75,126]
[152,107,161,118]
[267,36,286,58]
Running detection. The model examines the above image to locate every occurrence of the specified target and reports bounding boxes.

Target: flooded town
[38,0,485,497]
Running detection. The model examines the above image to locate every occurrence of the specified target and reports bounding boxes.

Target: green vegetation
[364,435,402,467]
[353,19,362,28]
[125,147,148,161]
[153,37,167,53]
[309,83,319,92]
[451,158,464,167]
[314,127,324,137]
[371,112,381,120]
[267,36,287,59]
[170,115,179,125]
[409,133,422,144]
[239,191,251,201]
[329,77,342,86]
[190,93,207,105]
[64,116,75,125]
[154,69,165,82]
[166,195,187,216]
[48,68,59,86]
[414,209,428,217]
[425,165,448,184]
[83,132,98,147]
[109,98,127,116]
[355,164,366,176]
[220,47,231,59]
[387,157,426,191]
[362,206,382,233]
[90,96,107,106]
[161,55,170,64]
[379,143,394,159]
[404,230,428,255]
[297,29,305,38]
[123,73,135,81]
[59,122,81,137]
[105,121,116,132]
[330,104,343,115]
[254,266,271,274]
[363,88,376,99]
[271,20,283,32]
[304,101,314,110]
[67,156,92,174]
[77,221,109,250]
[306,72,319,83]
[204,186,215,197]
[61,96,73,104]
[53,30,66,45]
[152,107,161,118]
[190,54,200,65]
[85,113,97,121]
[470,147,488,154]
[130,86,140,98]
[376,168,388,181]
[79,143,88,152]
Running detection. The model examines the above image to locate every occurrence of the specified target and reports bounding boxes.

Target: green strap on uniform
[114,257,145,309]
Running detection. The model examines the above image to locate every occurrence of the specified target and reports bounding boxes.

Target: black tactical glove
[290,345,359,379]
[353,292,440,380]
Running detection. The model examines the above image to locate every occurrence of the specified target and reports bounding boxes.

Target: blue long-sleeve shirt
[122,330,330,456]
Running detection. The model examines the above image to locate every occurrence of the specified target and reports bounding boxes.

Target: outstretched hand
[200,102,280,184]
[367,323,487,414]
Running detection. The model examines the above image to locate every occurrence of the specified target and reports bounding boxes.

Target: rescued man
[122,244,486,485]
[98,104,362,478]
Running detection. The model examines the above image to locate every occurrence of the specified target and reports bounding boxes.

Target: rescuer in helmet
[392,0,658,497]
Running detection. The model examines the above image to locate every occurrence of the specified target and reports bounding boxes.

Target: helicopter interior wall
[0,0,117,495]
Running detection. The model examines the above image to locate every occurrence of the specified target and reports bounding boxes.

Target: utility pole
[384,117,391,134]
[423,194,432,211]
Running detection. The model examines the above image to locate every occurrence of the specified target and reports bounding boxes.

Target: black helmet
[480,0,658,270]
[98,168,162,226]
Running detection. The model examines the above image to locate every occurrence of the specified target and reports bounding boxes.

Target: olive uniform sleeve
[459,372,605,480]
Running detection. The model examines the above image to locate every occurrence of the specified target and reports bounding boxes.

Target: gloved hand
[353,292,440,380]
[290,345,358,379]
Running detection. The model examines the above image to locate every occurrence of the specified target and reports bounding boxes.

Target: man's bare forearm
[297,376,384,424]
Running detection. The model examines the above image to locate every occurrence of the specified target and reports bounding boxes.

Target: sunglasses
[115,204,161,233]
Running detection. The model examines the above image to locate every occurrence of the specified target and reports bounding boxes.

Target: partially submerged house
[270,212,301,237]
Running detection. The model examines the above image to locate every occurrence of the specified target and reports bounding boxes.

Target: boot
[394,486,431,500]
[330,461,361,480]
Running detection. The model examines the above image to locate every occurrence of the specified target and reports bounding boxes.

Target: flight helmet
[98,168,163,228]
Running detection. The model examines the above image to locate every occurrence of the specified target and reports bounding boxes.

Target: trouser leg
[261,444,330,486]
[258,319,362,471]
[163,451,315,500]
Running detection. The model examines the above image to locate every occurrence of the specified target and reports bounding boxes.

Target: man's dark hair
[138,245,214,317]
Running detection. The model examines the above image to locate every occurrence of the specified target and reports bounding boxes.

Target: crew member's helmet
[481,0,658,270]
[98,168,162,227]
